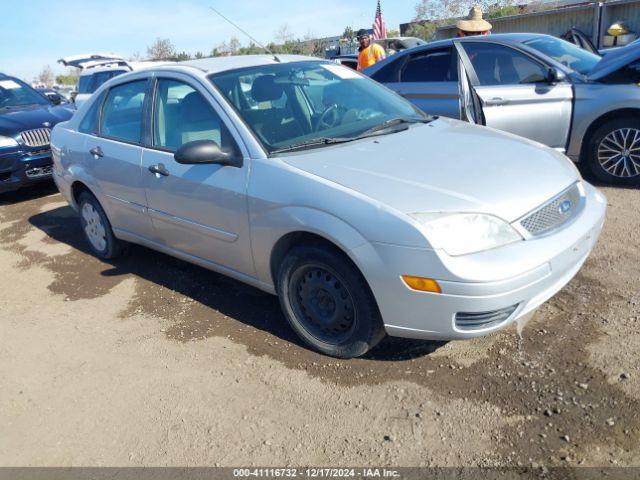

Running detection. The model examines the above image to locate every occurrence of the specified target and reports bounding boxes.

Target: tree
[342,26,355,40]
[174,51,192,61]
[387,28,400,38]
[55,68,79,86]
[413,0,516,22]
[405,22,437,41]
[487,4,520,18]
[274,24,294,45]
[146,38,176,61]
[36,66,54,87]
[228,36,241,54]
[194,51,206,59]
[129,51,144,61]
[238,43,265,55]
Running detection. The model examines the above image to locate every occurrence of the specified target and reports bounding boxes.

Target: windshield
[209,61,426,153]
[0,77,48,109]
[524,37,601,75]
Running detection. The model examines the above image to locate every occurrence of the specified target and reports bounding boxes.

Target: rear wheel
[277,244,385,358]
[587,118,640,185]
[78,192,126,259]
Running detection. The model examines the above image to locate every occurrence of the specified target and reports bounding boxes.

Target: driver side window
[152,79,236,152]
[463,43,549,86]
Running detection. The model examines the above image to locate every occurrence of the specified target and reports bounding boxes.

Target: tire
[77,191,126,260]
[277,244,386,358]
[586,118,640,186]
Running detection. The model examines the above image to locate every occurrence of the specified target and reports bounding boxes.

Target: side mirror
[546,67,566,84]
[174,140,242,167]
[50,95,62,106]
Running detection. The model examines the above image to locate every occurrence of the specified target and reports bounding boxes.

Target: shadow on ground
[25,204,445,363]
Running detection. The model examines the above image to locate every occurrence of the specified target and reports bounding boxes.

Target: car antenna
[209,6,281,63]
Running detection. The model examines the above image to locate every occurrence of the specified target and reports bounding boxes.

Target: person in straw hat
[456,6,492,37]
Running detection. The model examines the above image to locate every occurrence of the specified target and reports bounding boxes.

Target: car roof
[170,54,321,75]
[412,32,552,50]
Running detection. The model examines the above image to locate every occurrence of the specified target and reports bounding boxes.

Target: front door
[141,76,253,275]
[385,47,462,119]
[457,41,574,150]
[84,78,154,239]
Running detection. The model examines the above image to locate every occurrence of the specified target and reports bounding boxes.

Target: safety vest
[357,44,386,71]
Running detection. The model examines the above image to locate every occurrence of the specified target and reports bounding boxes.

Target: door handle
[148,163,170,177]
[89,146,104,158]
[484,97,509,106]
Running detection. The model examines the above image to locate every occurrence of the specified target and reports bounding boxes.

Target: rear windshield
[524,37,600,75]
[78,69,128,94]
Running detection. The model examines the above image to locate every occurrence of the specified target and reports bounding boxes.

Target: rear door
[83,78,154,239]
[378,48,462,119]
[140,75,253,275]
[456,41,574,150]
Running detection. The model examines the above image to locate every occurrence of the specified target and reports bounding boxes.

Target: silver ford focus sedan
[51,55,606,358]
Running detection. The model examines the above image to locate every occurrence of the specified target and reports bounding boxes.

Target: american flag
[372,0,387,40]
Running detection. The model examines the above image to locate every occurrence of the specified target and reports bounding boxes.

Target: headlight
[409,212,523,256]
[0,136,18,148]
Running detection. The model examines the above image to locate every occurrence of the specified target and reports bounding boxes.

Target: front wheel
[586,118,640,185]
[277,244,386,358]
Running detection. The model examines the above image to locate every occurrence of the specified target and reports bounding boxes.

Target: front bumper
[0,146,54,194]
[353,182,607,340]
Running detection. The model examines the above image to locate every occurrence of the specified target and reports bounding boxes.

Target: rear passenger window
[401,49,457,82]
[100,80,147,143]
[79,91,105,134]
[371,57,404,83]
[152,79,236,152]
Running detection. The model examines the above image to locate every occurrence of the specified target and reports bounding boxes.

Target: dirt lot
[0,181,638,468]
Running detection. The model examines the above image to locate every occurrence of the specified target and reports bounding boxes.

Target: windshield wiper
[270,137,357,154]
[269,116,435,155]
[357,116,434,138]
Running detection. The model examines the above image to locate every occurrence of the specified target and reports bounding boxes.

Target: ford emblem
[559,200,572,215]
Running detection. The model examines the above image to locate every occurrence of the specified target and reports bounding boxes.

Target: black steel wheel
[277,244,385,358]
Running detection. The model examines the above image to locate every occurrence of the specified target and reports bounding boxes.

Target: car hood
[282,118,580,222]
[588,42,640,80]
[0,104,74,137]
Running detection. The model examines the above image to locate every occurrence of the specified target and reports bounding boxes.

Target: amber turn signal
[401,276,442,293]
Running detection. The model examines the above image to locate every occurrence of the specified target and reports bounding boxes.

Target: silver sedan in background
[51,56,605,358]
[366,34,640,185]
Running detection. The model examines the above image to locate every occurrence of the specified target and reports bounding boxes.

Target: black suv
[0,73,73,194]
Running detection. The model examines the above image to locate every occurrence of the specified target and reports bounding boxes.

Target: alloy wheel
[597,128,640,178]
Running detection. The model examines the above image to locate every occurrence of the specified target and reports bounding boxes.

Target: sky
[0,0,417,82]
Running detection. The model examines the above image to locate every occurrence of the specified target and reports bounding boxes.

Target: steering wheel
[316,104,342,132]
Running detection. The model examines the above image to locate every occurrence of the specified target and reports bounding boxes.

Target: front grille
[519,183,582,237]
[26,147,51,157]
[455,304,519,331]
[20,128,51,148]
[25,165,53,179]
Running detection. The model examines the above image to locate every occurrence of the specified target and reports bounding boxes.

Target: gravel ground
[0,181,638,468]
